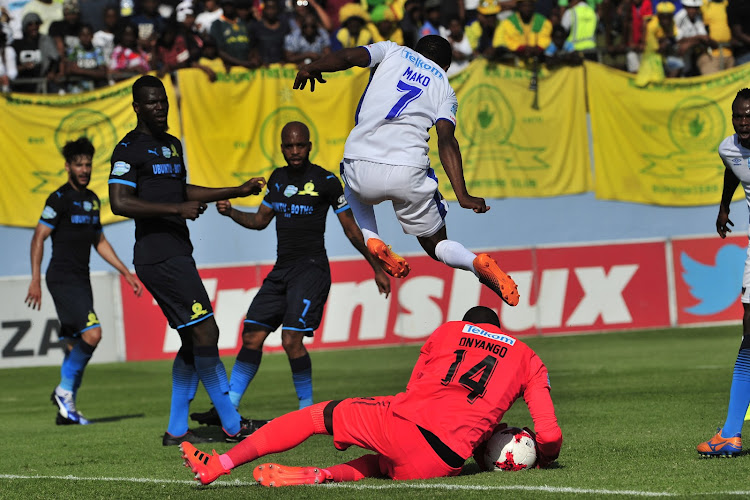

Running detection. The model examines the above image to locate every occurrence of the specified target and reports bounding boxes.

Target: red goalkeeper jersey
[390,321,562,463]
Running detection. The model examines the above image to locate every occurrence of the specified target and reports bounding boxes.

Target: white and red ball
[482,426,537,471]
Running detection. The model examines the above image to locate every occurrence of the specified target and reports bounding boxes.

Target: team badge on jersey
[83,201,92,211]
[732,157,742,165]
[86,311,99,327]
[190,301,209,320]
[162,146,172,158]
[112,161,131,176]
[42,206,57,219]
[284,185,299,197]
[299,182,319,196]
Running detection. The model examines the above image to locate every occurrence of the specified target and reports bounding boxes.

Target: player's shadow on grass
[89,413,146,423]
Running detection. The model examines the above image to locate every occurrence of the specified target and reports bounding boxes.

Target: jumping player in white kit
[293,35,519,306]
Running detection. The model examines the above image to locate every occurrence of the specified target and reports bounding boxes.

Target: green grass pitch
[1,324,749,499]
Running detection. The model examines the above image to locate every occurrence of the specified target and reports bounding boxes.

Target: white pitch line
[2,474,748,497]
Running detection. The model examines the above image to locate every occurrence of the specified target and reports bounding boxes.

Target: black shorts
[46,279,100,338]
[136,255,214,330]
[245,257,331,337]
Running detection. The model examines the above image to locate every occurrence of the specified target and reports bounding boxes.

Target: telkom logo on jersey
[402,67,431,87]
[401,49,443,80]
[461,324,516,346]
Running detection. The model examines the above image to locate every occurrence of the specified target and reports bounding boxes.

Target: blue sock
[229,347,262,408]
[167,349,199,437]
[722,348,750,437]
[60,340,95,393]
[290,354,313,409]
[194,345,241,435]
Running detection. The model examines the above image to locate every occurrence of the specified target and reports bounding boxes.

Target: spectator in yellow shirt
[492,0,552,61]
[701,0,733,71]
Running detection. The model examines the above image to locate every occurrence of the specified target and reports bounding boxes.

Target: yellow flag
[179,64,370,207]
[428,59,592,200]
[0,75,181,227]
[588,61,750,206]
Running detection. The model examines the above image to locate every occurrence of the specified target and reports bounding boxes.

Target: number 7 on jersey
[385,80,424,120]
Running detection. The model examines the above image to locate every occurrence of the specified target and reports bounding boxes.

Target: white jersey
[719,134,750,219]
[343,40,458,169]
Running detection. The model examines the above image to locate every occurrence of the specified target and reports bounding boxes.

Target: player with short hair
[180,305,562,486]
[697,88,750,457]
[109,75,266,445]
[189,121,390,427]
[25,136,143,426]
[292,35,520,307]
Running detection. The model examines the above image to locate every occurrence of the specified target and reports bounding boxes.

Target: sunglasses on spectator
[296,0,309,6]
[302,23,315,28]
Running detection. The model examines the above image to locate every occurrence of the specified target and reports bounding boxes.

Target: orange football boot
[697,429,742,457]
[253,463,332,487]
[367,238,410,278]
[180,442,231,485]
[473,254,519,306]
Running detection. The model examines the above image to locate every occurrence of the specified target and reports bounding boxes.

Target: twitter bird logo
[682,245,746,315]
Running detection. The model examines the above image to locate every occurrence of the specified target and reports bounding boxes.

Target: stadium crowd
[0,0,745,93]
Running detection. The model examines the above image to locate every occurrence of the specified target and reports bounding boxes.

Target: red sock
[325,454,384,482]
[224,401,329,468]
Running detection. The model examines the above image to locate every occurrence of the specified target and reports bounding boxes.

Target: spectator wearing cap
[371,4,403,45]
[701,0,733,71]
[210,0,255,68]
[49,0,82,58]
[636,1,683,84]
[12,12,59,91]
[727,0,750,66]
[248,0,289,66]
[283,12,329,65]
[559,0,598,60]
[20,0,62,35]
[674,0,717,74]
[493,0,552,61]
[195,0,223,34]
[419,0,441,38]
[0,27,18,93]
[466,0,501,58]
[333,3,376,50]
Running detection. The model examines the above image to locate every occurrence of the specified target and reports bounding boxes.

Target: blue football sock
[71,341,96,401]
[290,354,313,409]
[167,349,199,437]
[194,345,241,435]
[229,347,262,408]
[60,340,95,393]
[722,348,750,437]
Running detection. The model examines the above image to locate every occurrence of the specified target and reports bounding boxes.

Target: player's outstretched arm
[110,183,207,220]
[436,120,489,214]
[94,233,143,297]
[293,46,371,91]
[336,209,390,297]
[717,168,740,238]
[186,177,266,203]
[216,199,275,230]
[25,223,53,310]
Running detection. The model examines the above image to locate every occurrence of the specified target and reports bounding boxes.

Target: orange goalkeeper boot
[253,463,332,487]
[180,442,230,485]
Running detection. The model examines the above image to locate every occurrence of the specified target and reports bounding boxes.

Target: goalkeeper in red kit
[180,306,562,486]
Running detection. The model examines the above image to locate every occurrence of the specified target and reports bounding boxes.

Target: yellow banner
[179,65,370,207]
[0,75,181,227]
[428,59,592,199]
[587,61,750,206]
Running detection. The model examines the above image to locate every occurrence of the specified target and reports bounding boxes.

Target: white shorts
[341,158,448,238]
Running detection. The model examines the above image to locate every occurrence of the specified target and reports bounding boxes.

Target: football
[482,426,537,471]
